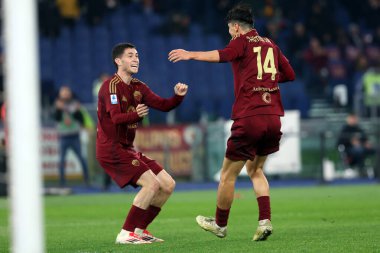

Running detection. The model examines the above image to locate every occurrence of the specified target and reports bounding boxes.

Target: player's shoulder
[100,74,123,94]
[131,78,148,87]
[245,29,278,47]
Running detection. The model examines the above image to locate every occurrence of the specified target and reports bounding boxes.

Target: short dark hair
[112,43,136,69]
[225,4,254,27]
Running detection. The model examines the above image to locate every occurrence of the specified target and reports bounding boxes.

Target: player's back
[219,29,285,119]
[242,32,281,86]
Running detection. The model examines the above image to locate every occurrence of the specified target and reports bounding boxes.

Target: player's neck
[116,71,133,84]
[239,28,253,35]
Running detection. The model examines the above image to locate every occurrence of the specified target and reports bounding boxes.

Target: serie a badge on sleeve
[110,94,118,104]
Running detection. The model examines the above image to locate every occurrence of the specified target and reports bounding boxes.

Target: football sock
[257,196,271,221]
[144,205,161,227]
[215,206,230,227]
[122,205,148,232]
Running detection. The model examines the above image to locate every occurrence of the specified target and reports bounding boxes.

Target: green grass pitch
[1,184,380,252]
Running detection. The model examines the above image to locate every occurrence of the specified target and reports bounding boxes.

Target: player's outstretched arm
[169,49,220,63]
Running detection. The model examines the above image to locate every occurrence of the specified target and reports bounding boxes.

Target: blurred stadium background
[0,0,380,252]
[1,0,380,193]
[0,0,379,191]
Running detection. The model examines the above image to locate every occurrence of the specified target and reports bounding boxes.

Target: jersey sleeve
[141,84,184,112]
[218,36,245,63]
[101,83,141,124]
[276,47,296,83]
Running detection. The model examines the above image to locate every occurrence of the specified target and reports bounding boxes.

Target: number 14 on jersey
[253,46,277,81]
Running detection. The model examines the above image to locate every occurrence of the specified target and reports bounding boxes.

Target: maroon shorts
[226,115,282,161]
[97,146,163,188]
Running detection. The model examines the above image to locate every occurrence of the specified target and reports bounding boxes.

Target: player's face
[228,22,239,38]
[118,48,139,74]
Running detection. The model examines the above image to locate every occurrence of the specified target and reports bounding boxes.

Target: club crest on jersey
[110,94,118,104]
[133,91,142,102]
[132,160,140,166]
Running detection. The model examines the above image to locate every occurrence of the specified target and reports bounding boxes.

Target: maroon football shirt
[96,74,184,160]
[218,29,295,119]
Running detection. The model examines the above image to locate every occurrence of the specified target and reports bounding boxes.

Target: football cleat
[141,230,164,243]
[253,219,273,241]
[115,230,151,244]
[196,215,227,238]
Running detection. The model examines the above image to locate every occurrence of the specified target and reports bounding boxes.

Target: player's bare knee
[167,178,176,194]
[160,178,176,195]
[220,172,237,185]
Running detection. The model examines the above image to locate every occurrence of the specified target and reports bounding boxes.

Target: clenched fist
[174,83,188,96]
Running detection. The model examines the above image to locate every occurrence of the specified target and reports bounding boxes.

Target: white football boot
[253,219,273,241]
[196,215,227,238]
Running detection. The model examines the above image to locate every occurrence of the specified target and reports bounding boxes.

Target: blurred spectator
[54,86,90,187]
[287,22,309,73]
[364,0,380,30]
[38,0,61,38]
[306,0,336,44]
[337,113,375,177]
[81,0,107,26]
[303,37,329,96]
[92,73,110,103]
[360,60,380,116]
[56,0,81,28]
[155,11,191,36]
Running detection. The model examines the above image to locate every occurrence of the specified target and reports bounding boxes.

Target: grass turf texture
[1,184,380,253]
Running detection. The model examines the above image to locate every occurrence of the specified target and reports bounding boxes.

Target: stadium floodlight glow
[4,0,45,252]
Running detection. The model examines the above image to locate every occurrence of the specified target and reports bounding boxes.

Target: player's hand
[174,83,188,96]
[168,49,191,63]
[136,104,149,117]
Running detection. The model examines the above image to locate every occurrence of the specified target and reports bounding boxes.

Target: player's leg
[246,155,272,241]
[58,137,69,187]
[133,169,175,242]
[70,135,90,185]
[117,170,160,244]
[196,158,245,238]
[150,169,176,207]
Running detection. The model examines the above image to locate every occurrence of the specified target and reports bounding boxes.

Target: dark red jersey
[218,29,295,119]
[96,74,184,160]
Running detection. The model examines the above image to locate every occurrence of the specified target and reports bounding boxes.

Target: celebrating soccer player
[97,43,188,244]
[169,4,295,241]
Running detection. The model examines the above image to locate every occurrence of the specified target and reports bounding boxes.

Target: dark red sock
[144,205,161,228]
[122,205,149,231]
[215,206,230,227]
[257,196,271,221]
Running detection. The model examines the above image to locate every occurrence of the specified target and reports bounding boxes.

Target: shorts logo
[110,94,118,104]
[132,160,140,166]
[262,92,271,104]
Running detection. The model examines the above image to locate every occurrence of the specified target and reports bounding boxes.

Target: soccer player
[97,43,188,244]
[169,4,295,241]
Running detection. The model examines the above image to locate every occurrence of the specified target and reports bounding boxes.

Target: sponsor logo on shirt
[262,92,271,104]
[122,96,128,102]
[110,94,118,104]
[252,87,279,92]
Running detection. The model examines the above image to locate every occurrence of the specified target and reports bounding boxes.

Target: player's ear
[115,58,122,66]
